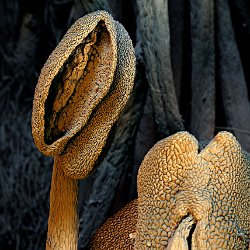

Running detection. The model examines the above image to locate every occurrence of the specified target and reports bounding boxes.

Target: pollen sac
[45,20,115,145]
[135,131,250,249]
[32,10,135,179]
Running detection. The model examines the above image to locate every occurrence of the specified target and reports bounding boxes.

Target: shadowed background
[0,0,250,249]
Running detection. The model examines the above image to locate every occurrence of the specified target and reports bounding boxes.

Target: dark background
[0,0,250,249]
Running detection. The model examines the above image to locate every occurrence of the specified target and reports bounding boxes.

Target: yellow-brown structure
[136,131,250,249]
[91,132,250,249]
[89,199,138,249]
[32,10,135,249]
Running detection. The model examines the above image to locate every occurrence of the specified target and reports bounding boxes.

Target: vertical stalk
[46,156,79,250]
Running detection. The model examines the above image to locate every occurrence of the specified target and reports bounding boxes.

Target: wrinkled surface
[32,11,117,157]
[46,158,78,250]
[136,131,250,249]
[60,20,136,179]
[32,10,136,179]
[31,10,135,249]
[89,199,138,249]
[91,131,250,249]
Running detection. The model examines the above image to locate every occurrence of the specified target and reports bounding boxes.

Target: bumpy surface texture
[31,10,135,250]
[60,20,136,179]
[135,131,250,249]
[90,131,250,249]
[32,10,136,179]
[46,158,78,250]
[32,11,117,156]
[89,199,138,249]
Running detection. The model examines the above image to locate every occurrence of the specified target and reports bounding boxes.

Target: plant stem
[46,156,79,250]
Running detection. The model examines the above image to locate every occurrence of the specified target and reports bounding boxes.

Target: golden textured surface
[89,199,138,249]
[32,10,135,179]
[60,20,136,179]
[31,10,135,249]
[91,132,250,249]
[46,157,78,249]
[32,11,117,157]
[135,131,250,249]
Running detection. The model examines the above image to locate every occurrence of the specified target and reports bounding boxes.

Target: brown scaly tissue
[32,10,135,249]
[90,131,250,250]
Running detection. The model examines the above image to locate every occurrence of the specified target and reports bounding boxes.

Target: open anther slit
[44,21,113,145]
